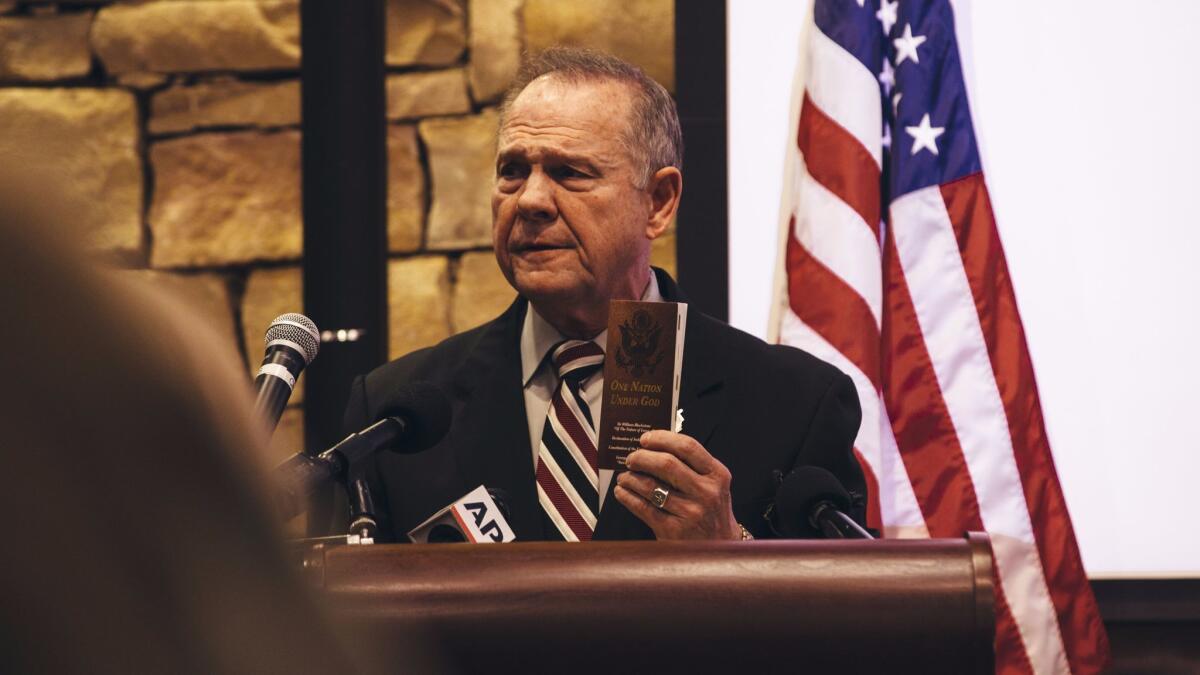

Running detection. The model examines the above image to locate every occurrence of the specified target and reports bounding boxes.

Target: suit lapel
[593,269,726,540]
[450,299,546,541]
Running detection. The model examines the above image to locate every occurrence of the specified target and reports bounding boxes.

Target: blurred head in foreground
[0,176,429,673]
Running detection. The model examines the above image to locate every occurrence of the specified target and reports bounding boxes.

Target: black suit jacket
[343,269,865,542]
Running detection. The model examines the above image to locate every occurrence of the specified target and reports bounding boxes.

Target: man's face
[492,77,652,317]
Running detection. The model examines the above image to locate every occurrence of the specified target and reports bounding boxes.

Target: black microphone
[252,313,320,434]
[769,466,873,539]
[271,382,452,521]
[411,487,516,543]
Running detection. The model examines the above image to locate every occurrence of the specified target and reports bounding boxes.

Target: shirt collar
[519,270,663,386]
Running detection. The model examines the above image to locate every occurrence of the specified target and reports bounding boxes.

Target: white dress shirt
[520,272,663,510]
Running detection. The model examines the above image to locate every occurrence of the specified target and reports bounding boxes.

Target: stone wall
[0,0,675,464]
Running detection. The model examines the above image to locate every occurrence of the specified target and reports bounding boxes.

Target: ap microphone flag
[408,486,516,544]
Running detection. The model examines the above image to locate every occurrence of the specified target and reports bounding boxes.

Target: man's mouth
[514,242,572,253]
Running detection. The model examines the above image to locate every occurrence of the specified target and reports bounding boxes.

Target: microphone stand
[345,472,379,542]
[283,474,378,568]
[810,502,874,539]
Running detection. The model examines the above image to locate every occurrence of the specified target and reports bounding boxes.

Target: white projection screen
[728,0,1200,578]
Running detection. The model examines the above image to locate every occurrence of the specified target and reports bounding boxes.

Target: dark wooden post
[674,0,729,321]
[300,0,388,531]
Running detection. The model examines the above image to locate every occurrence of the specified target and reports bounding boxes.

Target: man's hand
[613,430,741,540]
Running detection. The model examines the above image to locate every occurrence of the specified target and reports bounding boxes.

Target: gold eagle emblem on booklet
[615,309,666,377]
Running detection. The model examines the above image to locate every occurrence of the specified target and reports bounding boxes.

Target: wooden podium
[301,533,995,674]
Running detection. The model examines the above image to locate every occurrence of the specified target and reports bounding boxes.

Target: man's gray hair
[498,46,684,188]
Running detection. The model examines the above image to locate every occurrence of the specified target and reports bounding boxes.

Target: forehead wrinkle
[499,124,587,150]
[504,82,632,135]
[498,127,620,168]
[504,117,589,136]
[498,78,636,172]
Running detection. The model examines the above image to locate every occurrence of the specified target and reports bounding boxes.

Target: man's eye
[552,166,589,180]
[498,163,526,179]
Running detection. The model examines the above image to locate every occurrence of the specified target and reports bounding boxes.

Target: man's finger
[613,484,671,533]
[617,471,701,519]
[624,449,706,496]
[638,430,716,474]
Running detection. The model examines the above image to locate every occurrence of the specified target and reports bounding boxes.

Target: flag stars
[893,23,927,66]
[876,0,899,34]
[905,113,945,156]
[879,57,895,95]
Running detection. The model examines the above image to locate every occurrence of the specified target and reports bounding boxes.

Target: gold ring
[651,485,670,509]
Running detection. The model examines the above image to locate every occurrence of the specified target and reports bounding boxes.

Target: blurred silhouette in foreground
[0,174,445,674]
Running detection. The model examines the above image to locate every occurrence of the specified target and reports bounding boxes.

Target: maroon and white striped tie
[536,340,604,541]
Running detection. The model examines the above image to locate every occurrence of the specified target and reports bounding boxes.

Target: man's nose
[516,168,558,224]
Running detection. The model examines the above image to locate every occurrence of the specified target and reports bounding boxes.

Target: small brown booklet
[597,300,687,470]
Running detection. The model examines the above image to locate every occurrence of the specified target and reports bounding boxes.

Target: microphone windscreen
[773,466,852,537]
[264,313,320,365]
[378,381,452,453]
[486,487,513,521]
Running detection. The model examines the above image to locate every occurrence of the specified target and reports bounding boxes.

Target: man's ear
[645,166,682,240]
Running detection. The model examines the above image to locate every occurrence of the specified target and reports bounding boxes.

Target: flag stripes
[892,184,1071,674]
[771,1,1108,672]
[798,94,882,235]
[791,168,883,321]
[806,27,883,166]
[941,175,1109,674]
[786,220,881,389]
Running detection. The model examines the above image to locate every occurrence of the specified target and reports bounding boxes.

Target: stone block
[0,88,142,253]
[122,269,239,357]
[0,13,93,81]
[148,130,302,268]
[241,266,304,403]
[420,108,497,250]
[388,256,452,359]
[150,77,300,135]
[385,68,470,121]
[92,1,300,74]
[387,125,424,253]
[387,0,466,67]
[466,0,521,103]
[523,0,674,92]
[118,72,171,91]
[452,250,514,331]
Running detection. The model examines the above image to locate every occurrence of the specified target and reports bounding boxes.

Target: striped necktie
[536,339,604,542]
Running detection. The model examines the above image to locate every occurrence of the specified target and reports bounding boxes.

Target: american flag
[768,1,1110,672]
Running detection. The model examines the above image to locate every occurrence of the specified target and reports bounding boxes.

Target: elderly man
[344,47,865,542]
